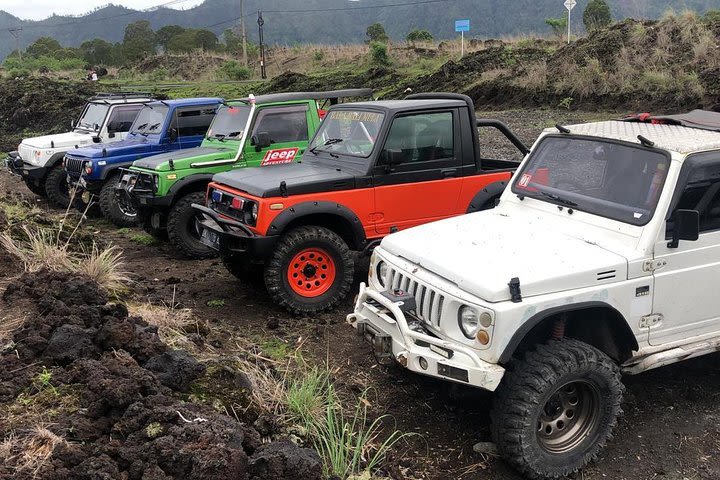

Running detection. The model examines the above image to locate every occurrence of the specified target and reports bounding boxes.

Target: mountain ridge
[1,0,718,61]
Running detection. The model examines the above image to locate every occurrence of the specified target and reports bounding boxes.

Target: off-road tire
[222,255,264,286]
[167,191,216,259]
[45,165,72,208]
[99,173,140,227]
[24,179,46,197]
[491,339,624,479]
[264,226,354,315]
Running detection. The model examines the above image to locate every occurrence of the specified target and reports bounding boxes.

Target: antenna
[8,27,22,60]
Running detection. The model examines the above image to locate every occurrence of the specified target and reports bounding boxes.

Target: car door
[105,105,143,141]
[175,105,218,150]
[243,104,311,167]
[372,109,463,235]
[651,153,720,345]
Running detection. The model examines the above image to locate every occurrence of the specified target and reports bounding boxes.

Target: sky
[1,0,205,20]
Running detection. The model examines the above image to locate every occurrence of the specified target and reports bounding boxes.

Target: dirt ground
[2,109,720,480]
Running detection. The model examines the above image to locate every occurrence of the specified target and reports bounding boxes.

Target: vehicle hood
[380,211,628,303]
[132,146,229,171]
[212,160,358,198]
[22,130,95,150]
[65,136,152,160]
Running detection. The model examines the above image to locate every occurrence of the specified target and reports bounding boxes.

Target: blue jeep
[64,97,223,226]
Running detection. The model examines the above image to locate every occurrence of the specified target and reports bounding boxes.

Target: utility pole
[8,27,22,60]
[258,10,266,79]
[240,0,247,67]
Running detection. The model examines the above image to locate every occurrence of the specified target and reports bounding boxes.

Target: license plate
[200,228,220,250]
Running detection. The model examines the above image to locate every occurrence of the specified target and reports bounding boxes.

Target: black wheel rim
[116,192,137,218]
[536,380,600,454]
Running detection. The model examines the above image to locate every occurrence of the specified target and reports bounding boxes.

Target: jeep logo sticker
[261,147,299,166]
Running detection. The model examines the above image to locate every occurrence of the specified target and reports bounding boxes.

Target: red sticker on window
[261,147,300,166]
[519,173,532,188]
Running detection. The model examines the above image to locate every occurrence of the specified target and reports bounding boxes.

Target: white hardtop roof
[544,120,720,155]
[90,97,154,105]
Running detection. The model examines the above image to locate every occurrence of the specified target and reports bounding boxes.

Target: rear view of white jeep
[5,92,152,207]
[348,111,720,478]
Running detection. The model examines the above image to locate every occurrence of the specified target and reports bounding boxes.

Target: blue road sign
[455,19,470,32]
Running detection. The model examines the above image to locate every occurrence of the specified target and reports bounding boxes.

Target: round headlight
[458,306,480,339]
[376,261,389,288]
[251,202,259,221]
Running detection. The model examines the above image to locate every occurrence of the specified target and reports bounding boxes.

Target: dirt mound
[0,77,97,153]
[130,54,227,81]
[257,66,401,97]
[0,270,323,479]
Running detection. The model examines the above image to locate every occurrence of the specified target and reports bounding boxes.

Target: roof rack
[622,109,720,133]
[230,89,373,105]
[88,92,155,101]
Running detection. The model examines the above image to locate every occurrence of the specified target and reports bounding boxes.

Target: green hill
[1,0,719,60]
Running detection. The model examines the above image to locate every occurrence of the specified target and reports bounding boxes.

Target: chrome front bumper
[347,283,505,391]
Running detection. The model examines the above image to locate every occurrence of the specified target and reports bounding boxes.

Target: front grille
[64,156,85,174]
[18,144,34,162]
[387,267,445,327]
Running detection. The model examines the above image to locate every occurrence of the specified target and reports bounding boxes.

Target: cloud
[1,0,205,21]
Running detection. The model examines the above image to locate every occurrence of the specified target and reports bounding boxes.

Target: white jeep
[5,92,152,207]
[348,110,720,479]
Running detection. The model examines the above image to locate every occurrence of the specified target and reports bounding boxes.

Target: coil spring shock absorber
[552,315,567,340]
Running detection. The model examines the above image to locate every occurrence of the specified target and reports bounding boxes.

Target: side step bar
[622,337,720,375]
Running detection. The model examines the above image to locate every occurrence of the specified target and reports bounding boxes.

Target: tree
[80,38,116,65]
[156,25,185,50]
[25,37,63,58]
[195,29,219,51]
[366,23,389,43]
[406,29,433,44]
[583,0,612,32]
[545,17,568,38]
[123,20,156,61]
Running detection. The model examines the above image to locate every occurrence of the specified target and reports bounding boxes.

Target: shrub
[583,0,613,32]
[150,68,169,81]
[545,17,568,38]
[406,29,433,44]
[313,50,325,62]
[369,42,391,67]
[219,60,251,80]
[366,23,389,43]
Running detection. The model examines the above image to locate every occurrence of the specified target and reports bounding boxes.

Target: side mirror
[668,209,700,248]
[383,149,403,173]
[251,132,272,151]
[168,127,178,143]
[107,126,116,138]
[94,123,100,132]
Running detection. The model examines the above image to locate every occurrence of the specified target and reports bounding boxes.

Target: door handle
[441,169,458,178]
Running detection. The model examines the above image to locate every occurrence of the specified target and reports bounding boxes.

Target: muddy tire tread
[490,339,624,479]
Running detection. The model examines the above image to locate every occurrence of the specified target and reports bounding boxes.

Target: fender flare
[46,152,67,168]
[166,173,215,202]
[466,180,509,213]
[498,301,638,364]
[267,201,366,248]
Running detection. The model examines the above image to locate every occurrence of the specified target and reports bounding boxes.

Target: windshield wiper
[309,138,343,156]
[540,191,578,207]
[134,123,148,132]
[212,134,227,142]
[148,123,161,131]
[226,131,243,138]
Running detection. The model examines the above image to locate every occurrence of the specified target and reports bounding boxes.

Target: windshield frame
[309,108,386,159]
[206,104,252,141]
[511,134,672,227]
[76,102,111,132]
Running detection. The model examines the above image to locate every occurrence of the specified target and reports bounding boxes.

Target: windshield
[309,110,384,157]
[77,103,110,131]
[207,105,251,139]
[512,136,670,226]
[130,105,169,135]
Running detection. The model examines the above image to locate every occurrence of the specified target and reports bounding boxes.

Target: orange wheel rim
[287,248,336,297]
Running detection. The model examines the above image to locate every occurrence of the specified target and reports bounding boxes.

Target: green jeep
[118,89,372,258]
